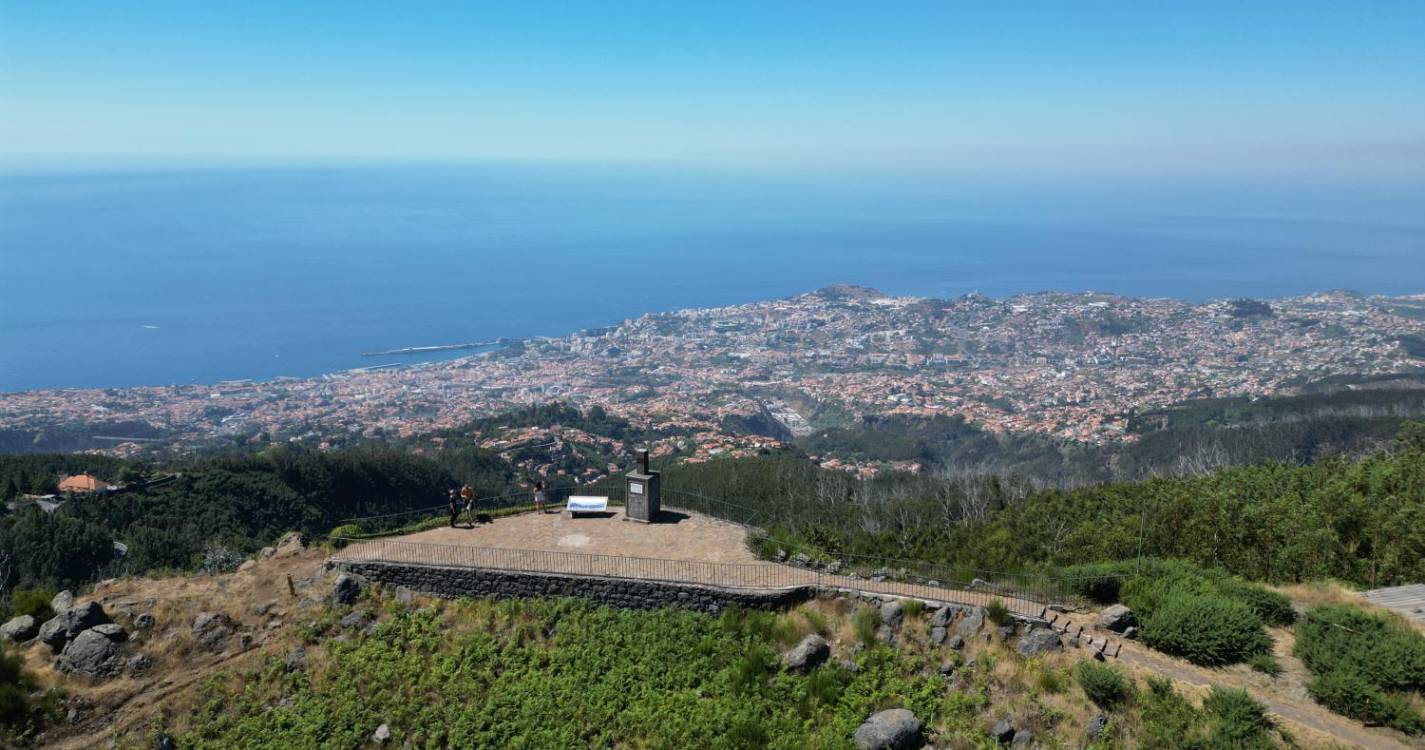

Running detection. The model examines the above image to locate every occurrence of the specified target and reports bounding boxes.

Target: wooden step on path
[1361,583,1425,625]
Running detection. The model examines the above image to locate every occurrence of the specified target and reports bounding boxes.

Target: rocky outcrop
[193,612,235,650]
[38,615,69,651]
[0,615,38,642]
[1016,627,1062,657]
[991,718,1017,744]
[783,634,830,675]
[853,708,922,750]
[332,573,368,605]
[58,629,123,676]
[956,606,985,638]
[273,531,306,557]
[63,601,111,638]
[1099,604,1135,633]
[51,590,75,612]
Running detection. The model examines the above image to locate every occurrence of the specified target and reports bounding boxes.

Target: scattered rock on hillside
[332,573,368,605]
[133,612,156,630]
[853,708,922,750]
[52,590,75,612]
[285,646,307,673]
[127,653,154,675]
[372,722,392,744]
[156,731,177,750]
[64,601,111,637]
[991,719,1017,744]
[1099,604,1135,633]
[930,626,947,645]
[274,531,306,557]
[879,600,904,631]
[58,629,123,676]
[192,612,235,650]
[1016,628,1062,657]
[783,634,830,675]
[90,623,128,642]
[255,601,277,616]
[948,634,966,650]
[1,615,39,642]
[39,616,70,651]
[1011,729,1033,747]
[339,608,372,630]
[957,607,985,638]
[931,605,958,628]
[1087,714,1109,741]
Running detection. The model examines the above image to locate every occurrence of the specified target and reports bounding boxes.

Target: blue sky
[1,1,1423,172]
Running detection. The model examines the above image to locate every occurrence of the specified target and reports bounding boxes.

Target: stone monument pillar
[624,450,661,523]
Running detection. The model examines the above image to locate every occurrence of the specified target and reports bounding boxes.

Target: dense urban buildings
[3,287,1423,469]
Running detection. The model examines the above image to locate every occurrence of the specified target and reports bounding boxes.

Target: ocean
[2,162,1423,392]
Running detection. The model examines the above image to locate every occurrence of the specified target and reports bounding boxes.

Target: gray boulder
[51,590,75,612]
[853,708,922,750]
[58,629,123,676]
[127,653,154,675]
[948,635,966,650]
[192,612,235,650]
[372,723,392,744]
[1087,714,1109,741]
[332,573,367,605]
[285,646,307,673]
[1016,628,1062,657]
[64,601,110,637]
[930,606,956,627]
[930,626,947,645]
[783,634,830,675]
[1011,729,1033,747]
[991,719,1016,744]
[956,607,985,637]
[879,600,904,631]
[90,623,128,642]
[38,615,69,651]
[339,608,372,630]
[1100,604,1136,633]
[133,612,156,630]
[0,615,39,642]
[273,531,306,557]
[156,732,177,750]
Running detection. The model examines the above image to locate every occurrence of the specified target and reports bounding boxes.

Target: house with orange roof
[58,474,112,494]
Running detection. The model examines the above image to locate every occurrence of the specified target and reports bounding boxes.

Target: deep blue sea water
[2,162,1423,392]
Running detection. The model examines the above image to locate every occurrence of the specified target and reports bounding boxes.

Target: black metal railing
[331,482,1111,612]
[331,536,1075,615]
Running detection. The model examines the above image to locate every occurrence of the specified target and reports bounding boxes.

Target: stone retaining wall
[336,560,817,613]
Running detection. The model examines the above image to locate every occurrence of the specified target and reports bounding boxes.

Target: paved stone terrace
[336,509,1049,617]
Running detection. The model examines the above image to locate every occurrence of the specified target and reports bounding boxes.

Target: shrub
[1063,561,1132,604]
[1247,652,1283,678]
[1203,686,1275,749]
[1035,666,1067,694]
[1219,581,1296,627]
[902,600,924,619]
[1295,604,1425,734]
[985,599,1013,627]
[1076,660,1128,708]
[8,589,56,621]
[852,606,880,648]
[1139,591,1271,666]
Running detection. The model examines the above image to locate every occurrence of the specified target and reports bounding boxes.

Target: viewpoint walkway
[333,509,1055,617]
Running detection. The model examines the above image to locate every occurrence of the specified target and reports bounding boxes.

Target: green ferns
[170,599,946,750]
[1294,605,1425,734]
